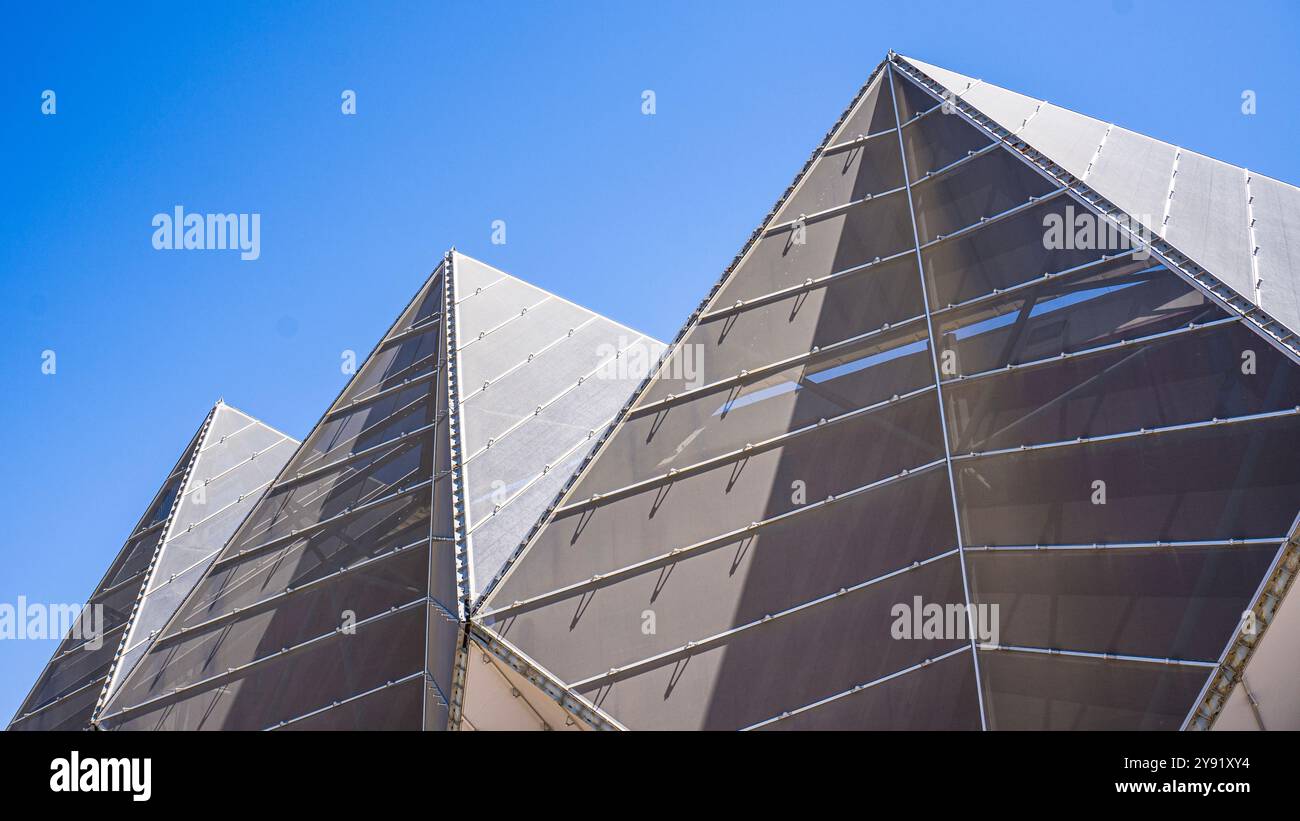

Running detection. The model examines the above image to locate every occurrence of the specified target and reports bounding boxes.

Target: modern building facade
[471,53,1300,731]
[92,252,661,730]
[8,402,297,730]
[12,54,1300,731]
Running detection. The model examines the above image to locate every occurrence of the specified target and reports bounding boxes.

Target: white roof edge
[452,250,663,345]
[897,53,1299,193]
[213,400,301,445]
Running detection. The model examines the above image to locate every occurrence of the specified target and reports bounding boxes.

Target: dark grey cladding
[8,403,296,731]
[474,57,1300,731]
[92,252,658,731]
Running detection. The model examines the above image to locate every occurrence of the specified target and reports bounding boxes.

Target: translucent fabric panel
[956,413,1300,546]
[468,446,587,598]
[1084,127,1178,242]
[123,560,210,660]
[204,405,255,443]
[453,254,506,297]
[494,396,946,604]
[910,148,1057,244]
[968,544,1278,660]
[979,650,1210,730]
[235,438,431,554]
[105,527,164,588]
[568,556,969,730]
[836,70,898,144]
[22,632,118,714]
[406,273,444,327]
[685,255,925,387]
[175,489,433,628]
[709,191,916,308]
[455,277,548,343]
[892,69,940,123]
[192,421,287,478]
[149,440,294,585]
[463,363,636,529]
[338,326,440,404]
[68,570,140,634]
[286,382,432,476]
[577,328,934,496]
[7,683,100,732]
[921,197,1112,310]
[109,546,430,715]
[934,262,1223,378]
[171,439,291,523]
[103,604,425,731]
[378,269,443,340]
[485,469,958,679]
[458,296,594,392]
[944,321,1300,452]
[280,677,423,731]
[458,320,641,455]
[59,576,139,655]
[777,131,904,220]
[425,601,461,727]
[899,105,993,183]
[758,647,980,730]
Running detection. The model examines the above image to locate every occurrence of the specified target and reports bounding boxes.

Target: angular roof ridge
[898,53,1299,193]
[895,53,1300,349]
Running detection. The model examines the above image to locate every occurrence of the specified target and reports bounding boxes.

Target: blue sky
[2,0,1297,722]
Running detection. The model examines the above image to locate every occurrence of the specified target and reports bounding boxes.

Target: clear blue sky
[2,0,1297,722]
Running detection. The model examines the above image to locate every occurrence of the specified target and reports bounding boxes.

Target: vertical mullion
[886,60,988,730]
[423,258,451,730]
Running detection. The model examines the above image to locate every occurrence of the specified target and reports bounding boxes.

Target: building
[8,402,297,730]
[14,53,1300,731]
[92,252,661,730]
[469,53,1300,730]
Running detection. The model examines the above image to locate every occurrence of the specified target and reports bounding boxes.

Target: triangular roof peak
[896,53,1300,349]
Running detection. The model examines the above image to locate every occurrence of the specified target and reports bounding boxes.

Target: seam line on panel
[1245,170,1262,306]
[1160,148,1182,239]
